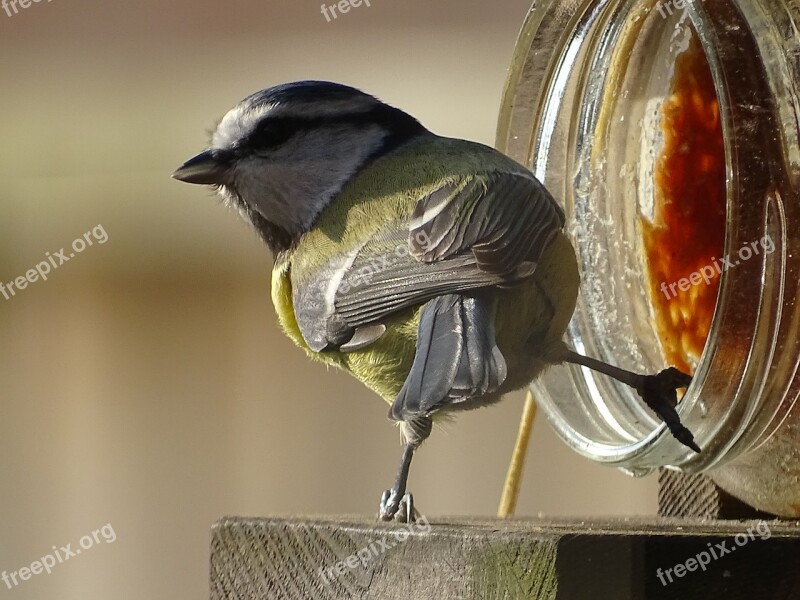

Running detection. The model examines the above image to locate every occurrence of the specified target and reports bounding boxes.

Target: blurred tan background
[0,1,657,598]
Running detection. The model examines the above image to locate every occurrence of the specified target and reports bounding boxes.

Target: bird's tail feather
[390,294,507,421]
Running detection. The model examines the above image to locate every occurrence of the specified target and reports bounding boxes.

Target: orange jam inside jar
[642,33,726,374]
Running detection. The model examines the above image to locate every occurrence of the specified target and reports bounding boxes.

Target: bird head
[173,80,428,252]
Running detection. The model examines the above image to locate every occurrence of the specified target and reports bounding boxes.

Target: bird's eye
[248,118,298,151]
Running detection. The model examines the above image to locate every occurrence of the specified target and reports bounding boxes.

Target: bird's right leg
[561,349,699,453]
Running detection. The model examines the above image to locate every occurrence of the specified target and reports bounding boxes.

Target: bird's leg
[379,416,431,522]
[562,349,700,453]
[379,444,416,522]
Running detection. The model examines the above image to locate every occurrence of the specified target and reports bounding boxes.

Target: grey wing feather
[409,172,564,278]
[389,294,507,420]
[333,172,564,331]
[334,229,501,328]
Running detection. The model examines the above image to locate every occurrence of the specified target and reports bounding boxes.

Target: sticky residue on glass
[642,32,726,374]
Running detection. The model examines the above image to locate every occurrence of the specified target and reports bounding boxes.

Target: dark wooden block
[657,468,774,519]
[210,516,800,600]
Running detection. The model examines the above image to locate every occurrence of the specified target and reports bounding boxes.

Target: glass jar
[497,0,800,516]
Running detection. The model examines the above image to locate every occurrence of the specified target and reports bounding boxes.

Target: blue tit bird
[173,81,698,522]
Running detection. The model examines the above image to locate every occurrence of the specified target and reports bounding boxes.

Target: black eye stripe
[240,105,426,153]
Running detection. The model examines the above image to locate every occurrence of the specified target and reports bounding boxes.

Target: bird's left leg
[379,294,506,521]
[561,349,700,453]
[379,416,431,523]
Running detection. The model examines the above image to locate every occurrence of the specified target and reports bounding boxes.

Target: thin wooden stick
[497,389,538,518]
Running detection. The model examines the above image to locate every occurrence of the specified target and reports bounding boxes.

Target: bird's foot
[379,490,417,523]
[636,367,700,453]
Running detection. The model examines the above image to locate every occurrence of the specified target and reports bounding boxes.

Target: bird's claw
[379,490,417,523]
[641,367,692,407]
[637,367,700,454]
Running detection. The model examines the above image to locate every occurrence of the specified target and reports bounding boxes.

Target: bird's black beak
[172,150,229,185]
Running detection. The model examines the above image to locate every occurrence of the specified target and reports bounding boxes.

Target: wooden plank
[210,516,800,600]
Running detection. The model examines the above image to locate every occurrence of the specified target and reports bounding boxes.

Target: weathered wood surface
[658,468,774,519]
[210,516,800,600]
